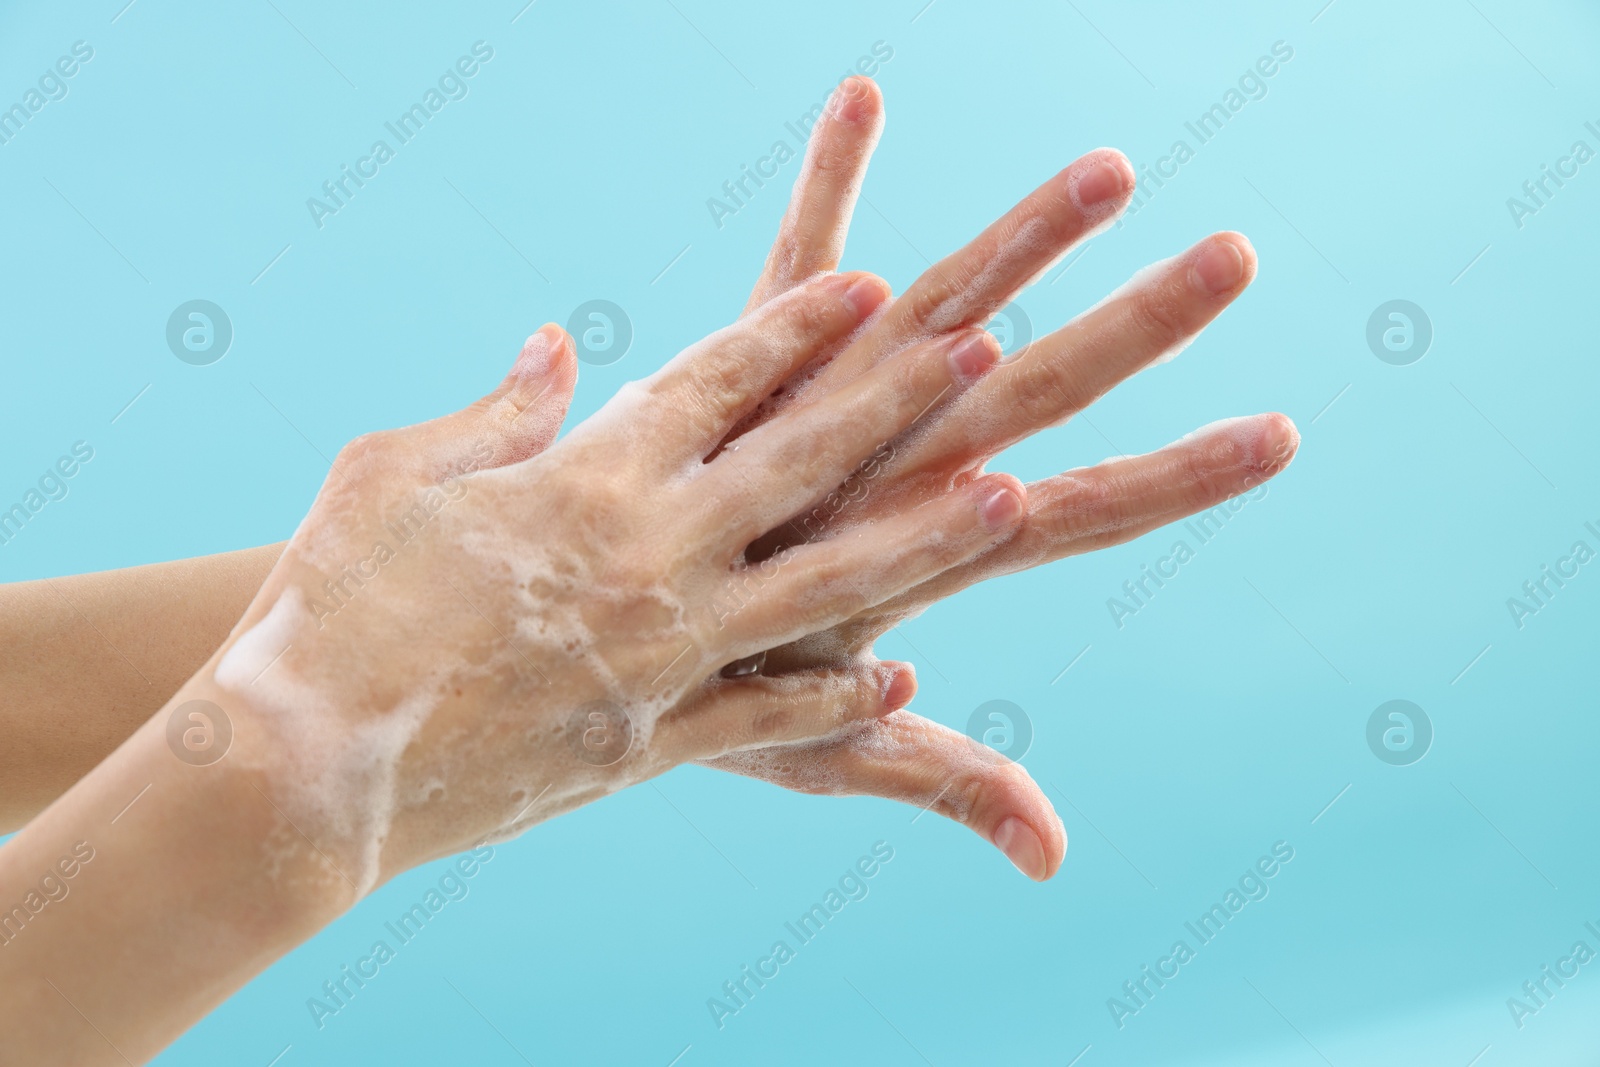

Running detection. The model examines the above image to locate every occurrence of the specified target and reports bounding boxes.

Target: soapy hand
[0,73,1304,1067]
[703,77,1299,881]
[195,74,1299,897]
[198,267,1027,896]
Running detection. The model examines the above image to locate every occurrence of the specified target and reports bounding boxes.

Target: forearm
[0,672,350,1064]
[0,543,282,831]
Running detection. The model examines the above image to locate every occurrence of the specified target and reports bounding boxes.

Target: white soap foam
[216,587,450,898]
[1077,253,1201,366]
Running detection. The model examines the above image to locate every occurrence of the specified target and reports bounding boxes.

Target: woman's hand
[702,77,1298,881]
[198,265,1030,895]
[0,77,1297,889]
[0,74,1300,1066]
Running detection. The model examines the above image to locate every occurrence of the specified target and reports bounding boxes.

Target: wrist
[0,680,353,1061]
[166,671,366,925]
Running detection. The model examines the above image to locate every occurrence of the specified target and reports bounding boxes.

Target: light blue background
[2,0,1598,1063]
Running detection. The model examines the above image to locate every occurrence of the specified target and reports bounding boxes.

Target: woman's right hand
[705,77,1297,881]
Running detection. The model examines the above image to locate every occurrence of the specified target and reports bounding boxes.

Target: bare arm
[0,545,280,832]
[0,78,1289,877]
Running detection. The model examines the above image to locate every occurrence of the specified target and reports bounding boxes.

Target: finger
[655,659,915,764]
[368,324,578,481]
[804,148,1136,396]
[890,233,1259,482]
[704,710,1066,881]
[630,272,890,462]
[745,76,886,312]
[835,413,1301,632]
[458,325,580,466]
[720,474,1027,651]
[709,328,1000,538]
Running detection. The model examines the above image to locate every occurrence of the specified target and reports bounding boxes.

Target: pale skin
[0,77,1297,1061]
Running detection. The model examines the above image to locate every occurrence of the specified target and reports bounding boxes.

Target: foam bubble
[1066,149,1136,236]
[1078,254,1202,366]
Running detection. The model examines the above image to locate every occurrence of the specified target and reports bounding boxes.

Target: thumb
[419,323,579,475]
[704,709,1066,882]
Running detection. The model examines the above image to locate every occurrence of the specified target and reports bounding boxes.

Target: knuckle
[808,141,852,181]
[762,233,803,287]
[335,430,396,478]
[785,295,833,342]
[1008,353,1082,427]
[1040,473,1118,540]
[900,264,968,332]
[777,275,850,338]
[1192,428,1253,473]
[748,704,795,744]
[884,354,925,414]
[1173,441,1251,511]
[935,772,990,827]
[810,552,863,602]
[678,355,752,438]
[840,667,884,718]
[1125,290,1189,343]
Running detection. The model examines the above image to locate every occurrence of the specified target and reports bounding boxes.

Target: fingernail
[993,816,1047,881]
[1074,156,1131,207]
[515,326,556,379]
[883,663,917,710]
[844,275,889,318]
[979,486,1025,530]
[948,332,999,381]
[830,76,873,123]
[1191,238,1246,294]
[1258,414,1300,469]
